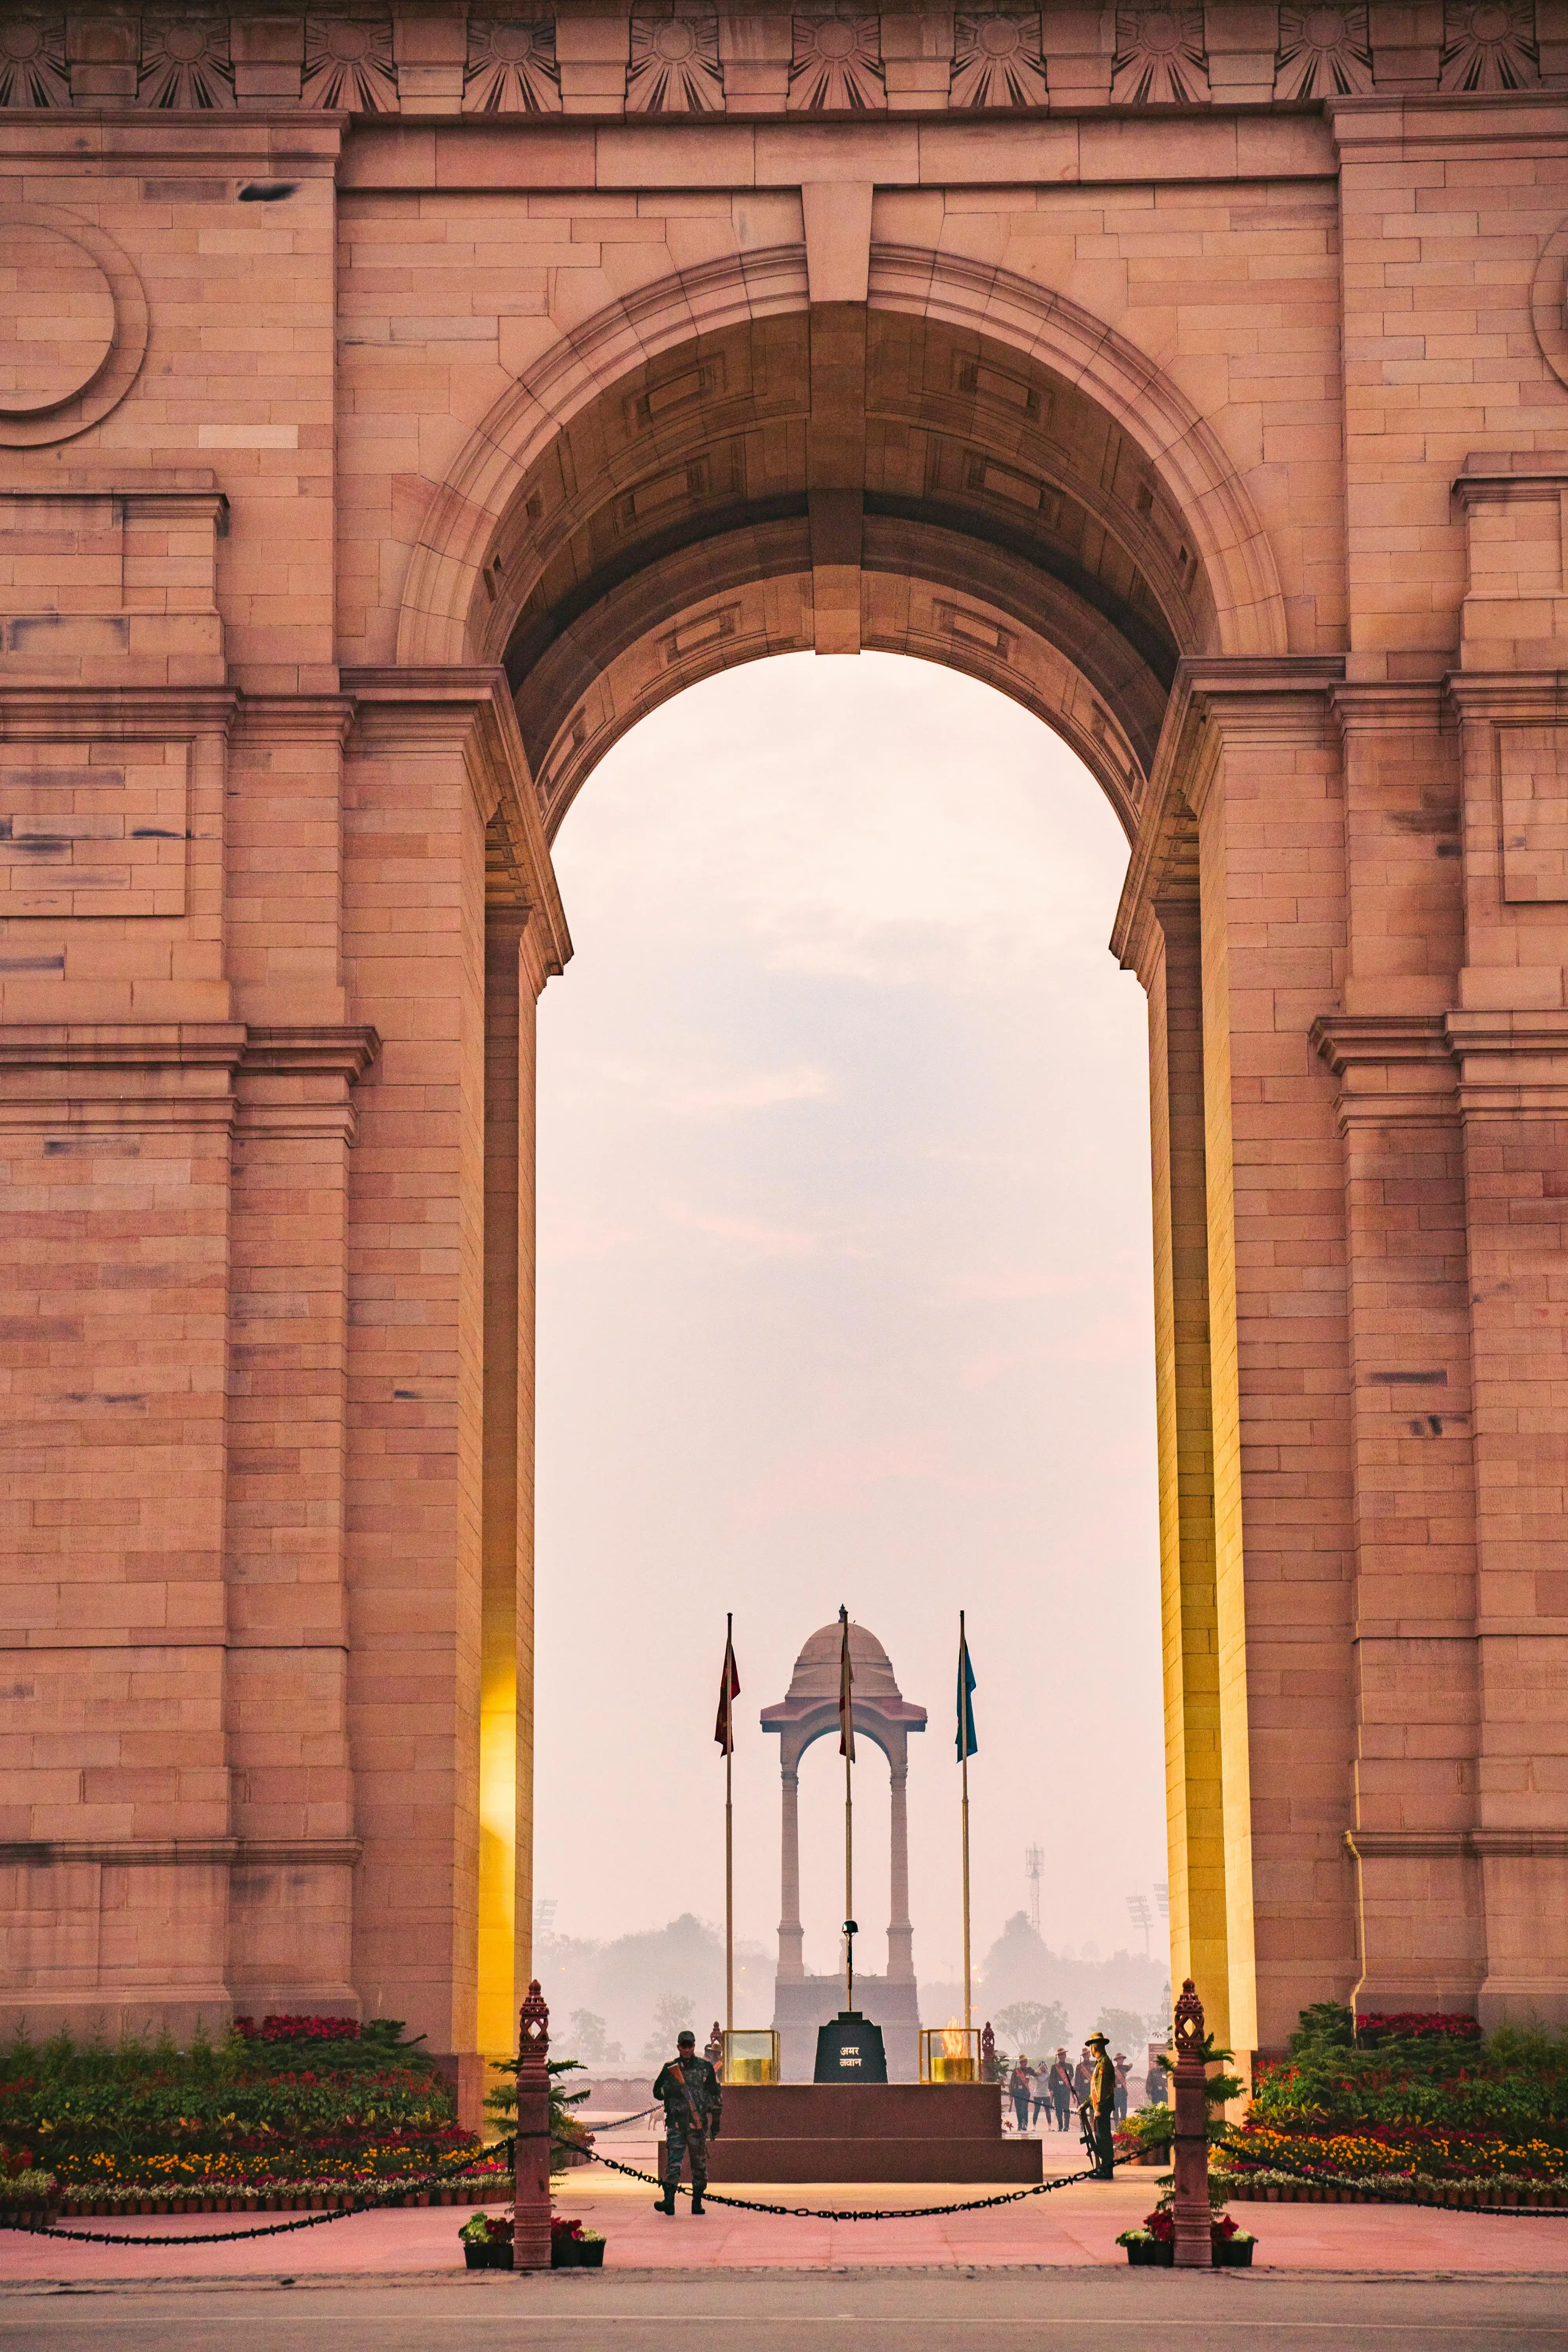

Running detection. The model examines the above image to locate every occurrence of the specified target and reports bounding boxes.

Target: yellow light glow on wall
[477,1663,516,2058]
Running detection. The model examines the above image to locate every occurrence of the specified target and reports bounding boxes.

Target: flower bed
[0,2015,492,2200]
[1222,2004,1568,2200]
[52,2171,512,2218]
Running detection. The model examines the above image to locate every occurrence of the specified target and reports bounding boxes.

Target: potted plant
[459,2210,514,2269]
[1116,2225,1172,2267]
[1118,2204,1256,2267]
[575,2226,606,2268]
[0,2165,58,2231]
[1213,2213,1255,2266]
[551,2214,585,2266]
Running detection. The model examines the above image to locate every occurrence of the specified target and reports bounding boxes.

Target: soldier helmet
[1084,2030,1109,2049]
[677,2029,697,2048]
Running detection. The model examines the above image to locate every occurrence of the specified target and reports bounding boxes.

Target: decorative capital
[1172,1977,1205,2073]
[518,1978,550,2078]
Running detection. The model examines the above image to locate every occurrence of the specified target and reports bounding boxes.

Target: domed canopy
[786,1619,903,1702]
[761,1618,926,1742]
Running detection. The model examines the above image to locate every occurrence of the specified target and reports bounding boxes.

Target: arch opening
[526,650,1169,2079]
[481,305,1211,844]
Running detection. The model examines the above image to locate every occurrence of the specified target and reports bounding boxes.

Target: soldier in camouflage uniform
[653,2027,722,2215]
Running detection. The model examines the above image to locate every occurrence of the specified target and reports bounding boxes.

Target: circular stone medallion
[653,19,697,62]
[978,16,1022,58]
[489,20,537,62]
[0,225,117,419]
[814,21,858,60]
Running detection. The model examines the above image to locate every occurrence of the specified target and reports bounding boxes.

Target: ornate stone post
[1170,1978,1211,2267]
[512,1979,552,2270]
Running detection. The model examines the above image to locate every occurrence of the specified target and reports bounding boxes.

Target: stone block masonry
[2,4,1568,2106]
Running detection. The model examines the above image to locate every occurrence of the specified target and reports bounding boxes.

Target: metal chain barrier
[577,2143,1098,2220]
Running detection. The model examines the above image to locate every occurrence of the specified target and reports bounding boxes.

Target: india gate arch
[410,249,1283,2076]
[6,46,1568,2112]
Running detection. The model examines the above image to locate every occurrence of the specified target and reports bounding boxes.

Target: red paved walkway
[4,2138,1567,2284]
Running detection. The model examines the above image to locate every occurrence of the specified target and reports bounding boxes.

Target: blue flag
[956,1612,977,1761]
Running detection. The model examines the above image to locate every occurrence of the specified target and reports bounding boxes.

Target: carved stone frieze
[788,13,886,110]
[1273,4,1372,100]
[949,12,1047,108]
[138,13,236,108]
[1439,0,1539,91]
[1110,5,1209,105]
[302,9,397,110]
[464,15,562,112]
[0,10,69,107]
[627,9,724,112]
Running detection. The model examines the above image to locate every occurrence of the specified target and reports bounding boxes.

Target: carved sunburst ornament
[1439,0,1539,90]
[949,13,1048,108]
[138,14,236,109]
[0,10,69,106]
[303,12,398,110]
[1110,7,1210,104]
[464,16,561,112]
[788,15,886,110]
[627,13,724,112]
[1274,5,1372,100]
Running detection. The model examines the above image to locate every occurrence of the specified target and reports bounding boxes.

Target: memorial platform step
[657,2081,1043,2185]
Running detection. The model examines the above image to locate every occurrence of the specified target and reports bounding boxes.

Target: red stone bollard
[513,1979,553,2271]
[1170,1979,1211,2269]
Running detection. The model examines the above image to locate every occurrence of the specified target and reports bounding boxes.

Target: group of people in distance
[1003,2045,1155,2133]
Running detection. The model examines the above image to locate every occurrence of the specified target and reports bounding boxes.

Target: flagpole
[725,1613,735,2033]
[845,1740,854,2013]
[838,1604,855,2014]
[960,1610,972,2035]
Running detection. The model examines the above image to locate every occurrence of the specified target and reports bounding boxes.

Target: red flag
[838,1604,855,1762]
[714,1615,740,1755]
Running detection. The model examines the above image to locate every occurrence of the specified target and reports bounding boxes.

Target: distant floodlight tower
[1154,1880,1169,1921]
[1025,1844,1044,1936]
[1127,1891,1153,1959]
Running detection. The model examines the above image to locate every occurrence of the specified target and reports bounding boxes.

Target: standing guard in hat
[1080,2030,1118,2179]
[653,2027,722,2215]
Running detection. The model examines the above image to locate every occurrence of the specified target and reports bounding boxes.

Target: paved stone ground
[2,2271,1567,2352]
[3,2137,1568,2288]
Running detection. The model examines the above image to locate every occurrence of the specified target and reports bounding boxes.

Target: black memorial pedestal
[813,2010,888,2083]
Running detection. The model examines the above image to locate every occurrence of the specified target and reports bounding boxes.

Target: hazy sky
[532,652,1166,1998]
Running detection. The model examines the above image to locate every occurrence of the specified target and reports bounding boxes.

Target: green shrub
[0,2018,477,2189]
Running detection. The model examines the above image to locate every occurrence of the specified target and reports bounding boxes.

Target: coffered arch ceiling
[485,307,1224,844]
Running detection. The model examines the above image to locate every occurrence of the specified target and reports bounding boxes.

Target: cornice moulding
[1348,1828,1568,1860]
[232,694,354,745]
[1310,1013,1452,1075]
[1445,671,1568,721]
[1330,681,1448,733]
[0,1838,363,1868]
[0,689,238,742]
